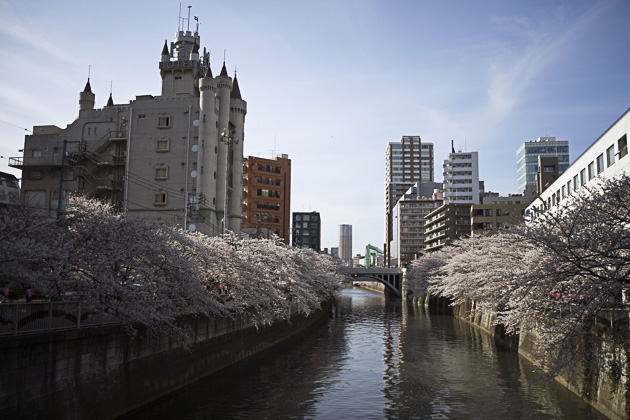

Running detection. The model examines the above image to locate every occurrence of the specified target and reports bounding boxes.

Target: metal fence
[0,301,120,336]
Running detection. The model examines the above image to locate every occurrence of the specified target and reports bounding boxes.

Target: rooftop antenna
[223,49,226,63]
[234,65,237,76]
[178,3,182,31]
[187,5,192,31]
[109,80,113,95]
[87,65,91,80]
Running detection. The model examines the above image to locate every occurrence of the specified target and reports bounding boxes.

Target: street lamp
[220,129,238,235]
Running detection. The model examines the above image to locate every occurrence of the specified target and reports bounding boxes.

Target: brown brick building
[242,154,291,243]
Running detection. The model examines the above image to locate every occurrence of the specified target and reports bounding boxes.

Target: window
[543,166,555,172]
[562,185,566,198]
[597,154,604,173]
[607,145,615,167]
[580,169,587,186]
[155,166,168,180]
[588,162,595,180]
[138,114,147,119]
[157,115,171,128]
[567,181,571,195]
[156,139,169,152]
[32,150,42,158]
[154,193,167,205]
[618,135,628,159]
[573,175,579,190]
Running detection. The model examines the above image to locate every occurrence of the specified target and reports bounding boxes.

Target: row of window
[256,164,282,174]
[254,176,281,186]
[257,189,280,198]
[546,135,627,209]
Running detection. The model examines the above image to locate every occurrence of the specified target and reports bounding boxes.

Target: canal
[121,287,607,419]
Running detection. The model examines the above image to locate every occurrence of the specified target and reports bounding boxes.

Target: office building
[9,15,246,236]
[292,211,321,251]
[338,224,352,266]
[242,154,291,243]
[516,137,569,195]
[384,136,434,265]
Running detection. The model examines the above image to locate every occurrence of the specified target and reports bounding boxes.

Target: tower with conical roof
[79,79,95,114]
[12,9,247,238]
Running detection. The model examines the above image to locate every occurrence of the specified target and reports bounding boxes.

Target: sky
[1,0,629,256]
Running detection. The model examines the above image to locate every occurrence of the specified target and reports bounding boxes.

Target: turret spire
[231,75,242,99]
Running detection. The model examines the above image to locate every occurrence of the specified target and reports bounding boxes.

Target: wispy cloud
[474,3,609,130]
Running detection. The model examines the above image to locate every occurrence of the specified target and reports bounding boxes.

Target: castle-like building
[10,22,246,236]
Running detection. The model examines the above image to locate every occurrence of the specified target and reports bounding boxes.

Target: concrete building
[385,136,434,265]
[338,224,352,266]
[292,211,321,251]
[535,156,560,195]
[516,137,569,195]
[424,203,472,252]
[0,172,20,206]
[391,182,443,267]
[242,154,291,243]
[443,148,479,205]
[9,17,246,236]
[471,195,533,236]
[527,108,630,217]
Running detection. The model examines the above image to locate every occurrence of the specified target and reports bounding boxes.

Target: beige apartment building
[242,155,291,243]
[10,21,246,236]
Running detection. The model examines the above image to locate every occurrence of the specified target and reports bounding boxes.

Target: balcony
[9,156,61,168]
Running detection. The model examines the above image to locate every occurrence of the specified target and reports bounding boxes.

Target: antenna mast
[187,5,192,31]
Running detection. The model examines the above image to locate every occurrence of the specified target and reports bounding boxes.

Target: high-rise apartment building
[443,150,480,204]
[338,224,352,266]
[384,136,434,265]
[292,211,321,251]
[242,154,291,243]
[516,137,569,195]
[10,16,246,236]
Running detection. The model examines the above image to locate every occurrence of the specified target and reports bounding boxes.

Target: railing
[0,301,120,336]
[0,301,305,337]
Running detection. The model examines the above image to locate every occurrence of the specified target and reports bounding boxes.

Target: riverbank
[0,301,332,420]
[410,294,627,420]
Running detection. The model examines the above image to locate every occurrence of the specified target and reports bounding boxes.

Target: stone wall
[0,303,331,420]
[414,294,627,420]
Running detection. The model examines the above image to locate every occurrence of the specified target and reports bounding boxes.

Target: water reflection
[119,288,606,420]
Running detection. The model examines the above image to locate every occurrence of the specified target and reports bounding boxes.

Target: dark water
[122,288,607,419]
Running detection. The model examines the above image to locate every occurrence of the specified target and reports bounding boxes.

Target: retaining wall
[0,303,331,420]
[413,294,627,420]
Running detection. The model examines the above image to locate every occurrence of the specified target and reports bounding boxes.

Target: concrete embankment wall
[0,302,331,420]
[413,295,627,420]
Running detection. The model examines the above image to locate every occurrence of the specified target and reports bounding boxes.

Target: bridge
[345,267,403,298]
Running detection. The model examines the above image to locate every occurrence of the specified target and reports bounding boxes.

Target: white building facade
[443,151,479,205]
[526,108,629,216]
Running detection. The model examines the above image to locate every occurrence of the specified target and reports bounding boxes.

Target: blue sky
[1,0,629,255]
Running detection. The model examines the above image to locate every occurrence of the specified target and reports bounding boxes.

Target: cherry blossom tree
[0,196,342,347]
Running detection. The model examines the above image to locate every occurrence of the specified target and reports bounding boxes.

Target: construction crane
[365,244,383,268]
